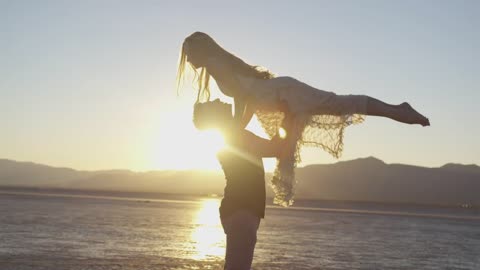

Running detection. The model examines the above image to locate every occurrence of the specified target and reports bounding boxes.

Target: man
[193,99,285,270]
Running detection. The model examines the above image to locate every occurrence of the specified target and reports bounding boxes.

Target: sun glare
[150,107,227,170]
[149,100,276,171]
[191,199,225,260]
[197,129,226,154]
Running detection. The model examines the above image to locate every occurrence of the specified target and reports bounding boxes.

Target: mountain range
[1,157,479,206]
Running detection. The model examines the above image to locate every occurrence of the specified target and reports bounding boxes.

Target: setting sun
[196,129,226,154]
[149,106,227,170]
[147,102,279,171]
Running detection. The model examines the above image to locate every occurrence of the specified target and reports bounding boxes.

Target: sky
[1,0,479,172]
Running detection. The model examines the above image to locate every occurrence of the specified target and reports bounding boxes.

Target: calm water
[0,190,479,270]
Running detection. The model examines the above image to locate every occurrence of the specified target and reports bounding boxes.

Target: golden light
[148,99,277,171]
[196,129,226,154]
[278,127,287,139]
[190,198,225,260]
[149,107,226,170]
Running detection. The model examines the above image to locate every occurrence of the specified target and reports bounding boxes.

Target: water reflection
[191,198,225,260]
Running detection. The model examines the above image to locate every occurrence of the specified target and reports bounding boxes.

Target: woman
[178,31,430,206]
[193,99,285,270]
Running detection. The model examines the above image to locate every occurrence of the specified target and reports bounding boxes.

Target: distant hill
[0,159,225,195]
[1,157,479,206]
[294,157,480,206]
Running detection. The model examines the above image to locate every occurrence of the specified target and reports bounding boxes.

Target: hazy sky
[1,0,479,171]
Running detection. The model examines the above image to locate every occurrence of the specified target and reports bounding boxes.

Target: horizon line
[1,156,478,174]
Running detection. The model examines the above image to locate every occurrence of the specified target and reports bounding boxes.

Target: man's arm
[242,131,285,158]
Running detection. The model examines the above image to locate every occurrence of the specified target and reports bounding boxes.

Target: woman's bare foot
[399,102,430,126]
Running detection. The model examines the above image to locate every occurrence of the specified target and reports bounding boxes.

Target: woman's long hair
[176,32,275,103]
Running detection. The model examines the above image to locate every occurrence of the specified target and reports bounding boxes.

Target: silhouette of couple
[182,32,429,269]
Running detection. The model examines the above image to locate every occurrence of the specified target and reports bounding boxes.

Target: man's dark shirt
[217,130,266,219]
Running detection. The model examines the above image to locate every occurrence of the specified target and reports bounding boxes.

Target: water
[0,189,479,270]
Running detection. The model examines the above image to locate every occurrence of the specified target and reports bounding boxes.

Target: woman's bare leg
[366,97,430,126]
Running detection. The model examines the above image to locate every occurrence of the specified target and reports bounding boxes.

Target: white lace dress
[211,59,367,206]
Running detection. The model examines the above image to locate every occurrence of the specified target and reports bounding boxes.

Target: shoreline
[2,186,479,221]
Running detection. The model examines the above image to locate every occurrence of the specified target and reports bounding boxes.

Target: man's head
[193,99,233,130]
